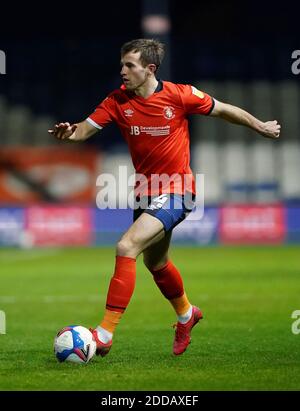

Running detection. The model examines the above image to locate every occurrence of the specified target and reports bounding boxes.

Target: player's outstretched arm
[48,120,98,142]
[210,99,281,139]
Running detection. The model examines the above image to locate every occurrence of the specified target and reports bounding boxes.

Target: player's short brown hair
[121,39,165,72]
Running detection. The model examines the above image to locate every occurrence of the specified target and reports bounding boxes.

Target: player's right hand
[260,120,281,139]
[48,122,77,140]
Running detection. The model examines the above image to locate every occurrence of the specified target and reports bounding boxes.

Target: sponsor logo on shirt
[163,106,175,120]
[124,109,134,117]
[191,86,204,99]
[130,125,170,136]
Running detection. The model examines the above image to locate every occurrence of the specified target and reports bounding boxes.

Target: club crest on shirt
[163,106,175,120]
[124,108,134,117]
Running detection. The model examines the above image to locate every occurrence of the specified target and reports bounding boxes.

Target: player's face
[120,52,153,90]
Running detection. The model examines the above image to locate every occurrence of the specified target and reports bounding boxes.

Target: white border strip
[86,117,103,130]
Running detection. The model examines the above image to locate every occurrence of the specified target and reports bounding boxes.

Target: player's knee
[116,238,139,258]
[116,239,131,256]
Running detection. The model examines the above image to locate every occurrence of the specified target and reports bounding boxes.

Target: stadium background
[0,0,300,392]
[0,0,299,247]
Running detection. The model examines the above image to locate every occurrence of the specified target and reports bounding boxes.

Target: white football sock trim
[96,326,113,343]
[177,305,193,324]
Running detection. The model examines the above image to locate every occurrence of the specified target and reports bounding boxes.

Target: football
[54,325,96,364]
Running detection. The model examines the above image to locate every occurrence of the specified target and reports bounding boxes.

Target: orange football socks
[100,255,136,334]
[150,260,184,300]
[100,309,123,334]
[150,260,192,319]
[169,292,191,319]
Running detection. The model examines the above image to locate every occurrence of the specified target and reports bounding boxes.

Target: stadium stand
[0,80,299,204]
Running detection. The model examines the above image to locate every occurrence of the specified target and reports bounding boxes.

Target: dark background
[0,0,299,148]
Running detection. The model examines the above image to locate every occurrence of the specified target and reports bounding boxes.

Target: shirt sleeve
[86,95,115,129]
[178,84,215,115]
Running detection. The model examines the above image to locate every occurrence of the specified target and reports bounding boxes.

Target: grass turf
[0,245,299,391]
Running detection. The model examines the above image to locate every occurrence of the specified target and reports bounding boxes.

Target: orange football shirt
[87,81,214,196]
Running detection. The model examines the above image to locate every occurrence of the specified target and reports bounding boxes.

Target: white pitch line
[0,295,104,304]
[0,296,17,304]
[42,295,103,303]
[0,249,62,262]
[0,294,258,305]
[0,294,209,304]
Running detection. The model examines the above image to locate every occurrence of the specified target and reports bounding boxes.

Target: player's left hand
[260,120,281,139]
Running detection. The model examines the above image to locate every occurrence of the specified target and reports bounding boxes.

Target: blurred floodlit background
[0,0,299,248]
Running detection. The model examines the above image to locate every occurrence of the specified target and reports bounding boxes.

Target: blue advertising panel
[1,205,300,247]
[0,208,25,246]
[93,208,132,244]
[93,207,219,245]
[172,207,219,245]
[286,205,300,243]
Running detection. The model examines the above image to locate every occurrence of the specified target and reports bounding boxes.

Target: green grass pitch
[0,245,300,391]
